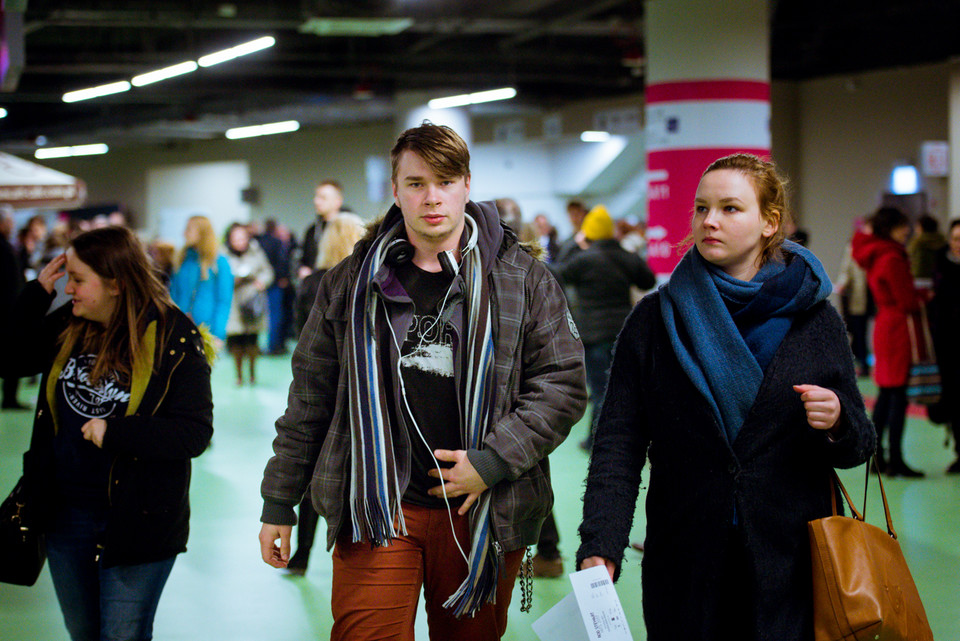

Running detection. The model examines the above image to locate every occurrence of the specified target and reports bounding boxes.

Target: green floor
[1,355,958,640]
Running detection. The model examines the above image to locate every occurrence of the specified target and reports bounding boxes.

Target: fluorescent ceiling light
[298,17,413,37]
[63,81,131,103]
[132,61,199,87]
[198,36,276,68]
[581,131,611,142]
[35,143,109,159]
[428,87,517,110]
[0,107,6,118]
[226,120,300,140]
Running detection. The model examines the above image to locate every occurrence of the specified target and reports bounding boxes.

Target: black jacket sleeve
[0,281,68,379]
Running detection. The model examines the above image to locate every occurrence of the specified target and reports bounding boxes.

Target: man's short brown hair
[390,122,470,183]
[316,179,343,196]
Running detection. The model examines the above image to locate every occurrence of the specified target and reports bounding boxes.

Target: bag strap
[829,455,897,539]
[830,469,862,520]
[918,304,936,358]
[906,314,921,363]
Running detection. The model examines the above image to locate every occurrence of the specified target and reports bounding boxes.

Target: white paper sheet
[532,565,634,641]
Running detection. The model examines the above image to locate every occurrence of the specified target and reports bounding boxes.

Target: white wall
[146,161,250,243]
[779,62,950,279]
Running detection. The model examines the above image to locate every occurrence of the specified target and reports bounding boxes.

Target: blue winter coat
[170,249,233,340]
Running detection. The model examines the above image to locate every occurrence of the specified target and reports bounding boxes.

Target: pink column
[645,80,771,275]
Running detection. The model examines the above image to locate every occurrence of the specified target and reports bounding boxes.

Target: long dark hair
[59,226,172,385]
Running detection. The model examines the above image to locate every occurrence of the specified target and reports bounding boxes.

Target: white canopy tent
[0,151,86,210]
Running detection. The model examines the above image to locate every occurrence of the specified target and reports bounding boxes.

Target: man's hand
[81,418,107,448]
[259,524,292,568]
[793,384,841,431]
[428,449,488,515]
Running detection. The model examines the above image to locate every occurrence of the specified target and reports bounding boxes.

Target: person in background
[146,239,176,288]
[1,226,213,641]
[616,217,648,259]
[578,153,874,640]
[834,230,872,376]
[554,199,589,265]
[259,122,586,639]
[533,213,559,262]
[785,217,809,246]
[931,219,960,473]
[853,206,925,477]
[0,205,27,410]
[299,180,344,281]
[17,214,48,281]
[170,215,233,347]
[552,204,656,451]
[908,213,946,283]
[495,198,567,580]
[258,218,296,355]
[274,223,299,347]
[286,212,366,576]
[224,222,273,385]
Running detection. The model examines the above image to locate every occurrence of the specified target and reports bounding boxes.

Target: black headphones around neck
[385,237,460,278]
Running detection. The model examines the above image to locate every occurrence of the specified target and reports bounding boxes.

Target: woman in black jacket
[3,226,213,641]
[577,154,875,640]
[931,219,960,473]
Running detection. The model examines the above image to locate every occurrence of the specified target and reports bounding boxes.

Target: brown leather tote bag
[808,458,933,641]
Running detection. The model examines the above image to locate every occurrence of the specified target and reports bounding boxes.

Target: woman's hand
[38,253,67,294]
[793,384,841,431]
[580,556,616,583]
[81,418,108,448]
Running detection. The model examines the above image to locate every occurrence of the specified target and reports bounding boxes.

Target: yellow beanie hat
[581,205,614,241]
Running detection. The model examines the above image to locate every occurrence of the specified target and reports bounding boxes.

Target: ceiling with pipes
[1,0,958,151]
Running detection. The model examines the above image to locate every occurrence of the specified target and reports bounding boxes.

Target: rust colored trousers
[331,502,524,641]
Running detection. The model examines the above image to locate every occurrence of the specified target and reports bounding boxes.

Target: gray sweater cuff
[467,448,511,489]
[261,500,298,526]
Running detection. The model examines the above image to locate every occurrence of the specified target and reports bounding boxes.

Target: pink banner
[645,79,770,276]
[646,147,769,275]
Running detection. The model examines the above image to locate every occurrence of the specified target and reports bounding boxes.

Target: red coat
[851,231,921,387]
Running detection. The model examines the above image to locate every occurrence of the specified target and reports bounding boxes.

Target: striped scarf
[346,214,500,617]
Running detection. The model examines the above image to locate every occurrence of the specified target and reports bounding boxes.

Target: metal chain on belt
[519,546,533,612]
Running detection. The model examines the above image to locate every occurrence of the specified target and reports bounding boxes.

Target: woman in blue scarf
[577,154,876,640]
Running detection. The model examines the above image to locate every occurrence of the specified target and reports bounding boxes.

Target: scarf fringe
[443,496,501,617]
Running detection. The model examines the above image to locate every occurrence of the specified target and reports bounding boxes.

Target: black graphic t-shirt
[393,261,464,509]
[54,353,131,507]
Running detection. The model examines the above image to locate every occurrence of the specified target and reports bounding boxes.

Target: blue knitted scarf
[345,214,499,618]
[660,241,832,443]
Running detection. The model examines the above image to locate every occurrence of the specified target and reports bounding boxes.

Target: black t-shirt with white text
[392,261,465,509]
[54,352,131,508]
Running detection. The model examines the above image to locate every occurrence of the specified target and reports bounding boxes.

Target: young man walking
[259,122,586,640]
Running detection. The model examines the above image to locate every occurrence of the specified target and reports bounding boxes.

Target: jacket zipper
[151,352,185,414]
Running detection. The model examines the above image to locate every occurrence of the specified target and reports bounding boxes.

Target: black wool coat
[3,282,213,567]
[577,292,876,641]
